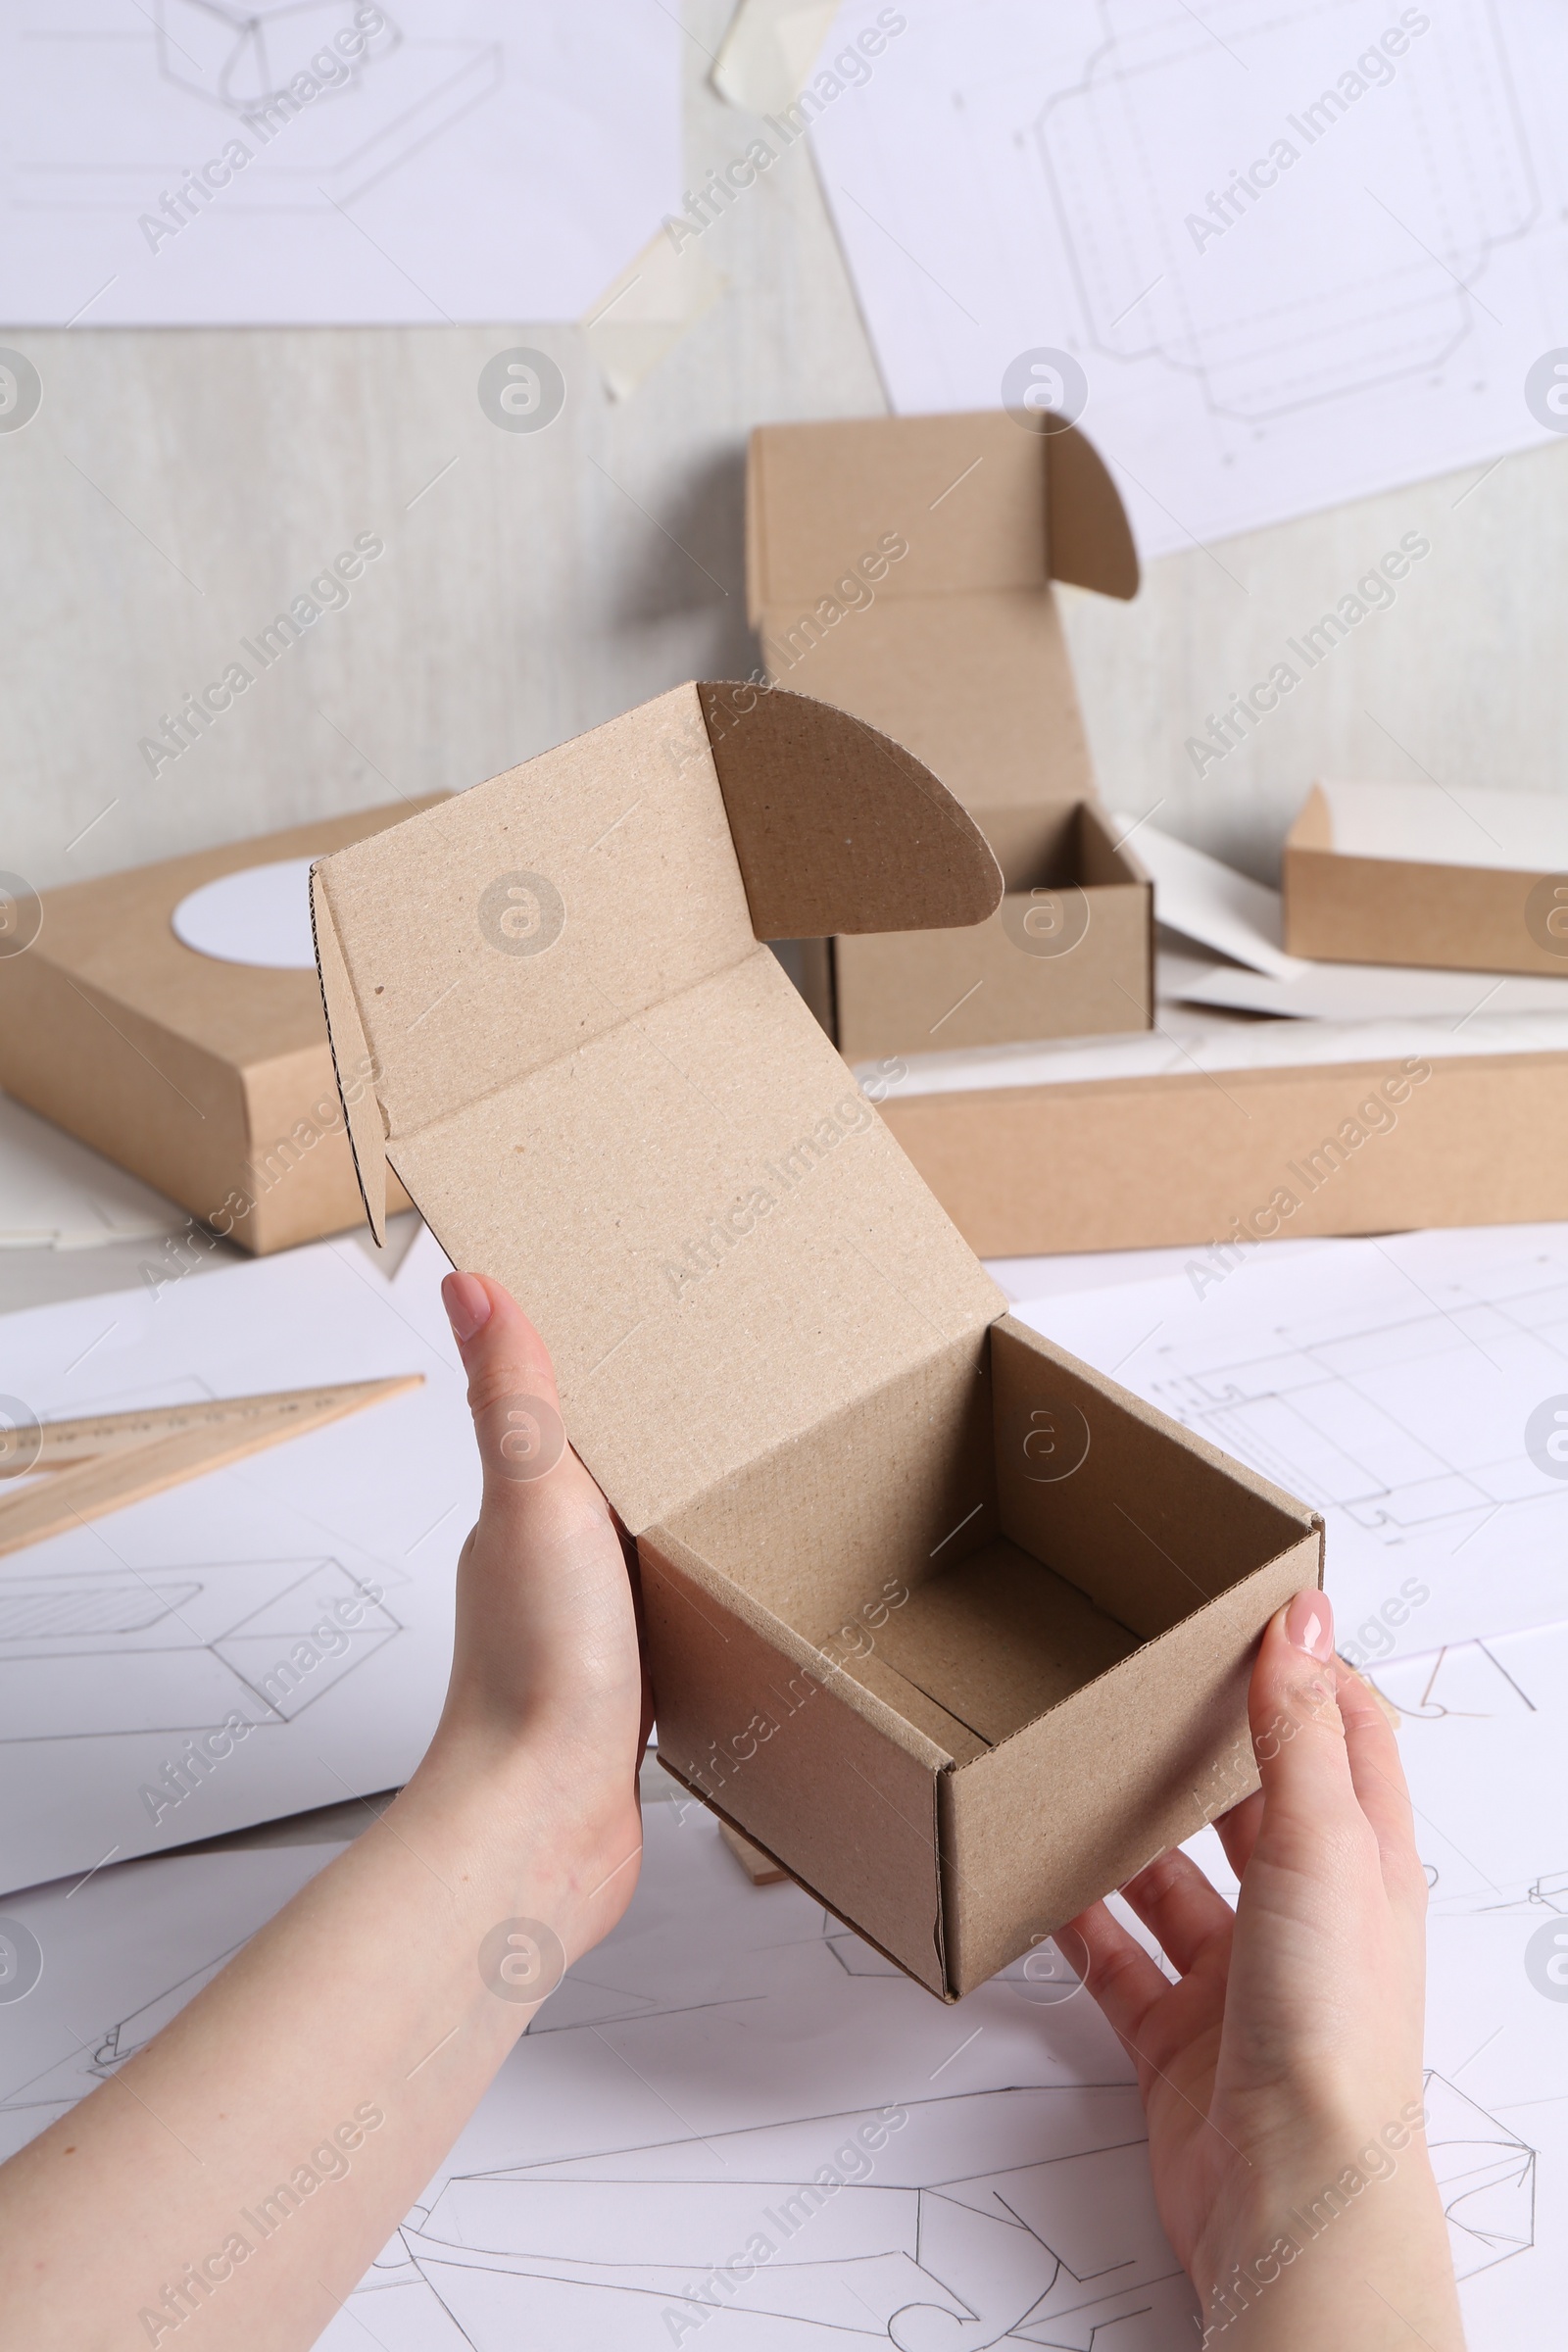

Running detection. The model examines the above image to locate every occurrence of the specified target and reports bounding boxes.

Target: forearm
[1192,2118,1464,2346]
[0,1732,626,2352]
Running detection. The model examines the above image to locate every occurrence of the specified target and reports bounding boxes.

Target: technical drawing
[0,1557,400,1739]
[1426,2073,1536,2281]
[0,1941,246,2143]
[1035,0,1538,420]
[154,1,398,117]
[383,2089,1192,2350]
[18,10,504,217]
[1137,1254,1568,1553]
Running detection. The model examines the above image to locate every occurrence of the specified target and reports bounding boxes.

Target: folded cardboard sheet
[747,412,1152,1056]
[0,808,427,1253]
[1285,780,1568,976]
[310,682,1320,1998]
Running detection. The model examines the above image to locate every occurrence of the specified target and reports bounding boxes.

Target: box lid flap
[747,412,1137,618]
[311,683,1005,1533]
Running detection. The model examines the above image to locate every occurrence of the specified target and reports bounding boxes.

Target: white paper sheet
[0,1224,477,1895]
[171,858,319,971]
[2,1753,1549,2349]
[859,965,1568,1100]
[0,1840,343,2162]
[0,3,680,326]
[1014,1224,1568,1665]
[1115,816,1303,979]
[810,0,1568,554]
[1120,818,1568,1021]
[1321,780,1568,871]
[0,1094,185,1251]
[1175,959,1568,1023]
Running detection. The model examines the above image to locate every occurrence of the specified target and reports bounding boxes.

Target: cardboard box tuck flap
[1285,780,1568,977]
[747,412,1153,1058]
[312,683,1321,1997]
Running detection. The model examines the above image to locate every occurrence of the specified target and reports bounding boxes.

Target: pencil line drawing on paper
[1135,1255,1568,1552]
[0,1940,248,2142]
[379,2088,1198,2350]
[18,9,505,216]
[0,1557,401,1740]
[1034,0,1539,421]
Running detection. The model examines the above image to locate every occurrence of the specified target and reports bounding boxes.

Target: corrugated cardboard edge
[697,680,1003,938]
[310,862,386,1244]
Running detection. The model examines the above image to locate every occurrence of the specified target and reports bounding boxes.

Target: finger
[1118,1847,1234,1978]
[442,1272,607,1524]
[1064,1900,1170,2049]
[1213,1788,1263,1882]
[1335,1655,1424,1898]
[1248,1589,1360,1827]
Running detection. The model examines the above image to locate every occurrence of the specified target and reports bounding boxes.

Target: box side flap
[311,685,761,1144]
[310,863,387,1243]
[698,682,1002,937]
[1288,783,1334,852]
[749,413,1046,610]
[1045,424,1139,600]
[757,592,1095,812]
[314,689,1003,1531]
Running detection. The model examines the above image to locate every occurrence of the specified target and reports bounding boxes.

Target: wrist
[399,1716,641,1964]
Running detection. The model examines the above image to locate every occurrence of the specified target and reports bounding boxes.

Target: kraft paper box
[746,410,1152,1059]
[1285,780,1568,976]
[0,808,424,1254]
[309,681,1321,1999]
[875,1035,1568,1256]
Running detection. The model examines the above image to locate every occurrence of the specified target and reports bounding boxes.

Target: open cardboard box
[310,682,1320,1998]
[0,807,426,1253]
[1285,780,1568,976]
[746,411,1152,1059]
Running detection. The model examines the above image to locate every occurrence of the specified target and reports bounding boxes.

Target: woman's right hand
[1062,1591,1465,2347]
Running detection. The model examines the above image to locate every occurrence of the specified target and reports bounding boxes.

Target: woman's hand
[427,1271,650,1956]
[0,1272,649,2352]
[1065,1591,1465,2348]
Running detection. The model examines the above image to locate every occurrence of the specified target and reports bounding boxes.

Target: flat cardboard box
[0,808,425,1253]
[310,681,1321,1999]
[874,1018,1568,1257]
[1285,781,1568,976]
[746,411,1152,1058]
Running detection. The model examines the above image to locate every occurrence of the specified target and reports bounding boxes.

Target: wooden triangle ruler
[0,1376,423,1562]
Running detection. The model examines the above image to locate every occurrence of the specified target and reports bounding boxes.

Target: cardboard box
[0,807,426,1254]
[876,1033,1568,1257]
[1285,780,1568,976]
[310,681,1321,1999]
[746,410,1152,1058]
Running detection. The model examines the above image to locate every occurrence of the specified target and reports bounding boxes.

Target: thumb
[1248,1589,1357,1823]
[444,1271,568,1489]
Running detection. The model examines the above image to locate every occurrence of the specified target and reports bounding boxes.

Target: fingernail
[1285,1589,1335,1661]
[442,1271,491,1344]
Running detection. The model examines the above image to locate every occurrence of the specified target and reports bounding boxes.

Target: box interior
[663,1316,1306,1769]
[975,803,1147,898]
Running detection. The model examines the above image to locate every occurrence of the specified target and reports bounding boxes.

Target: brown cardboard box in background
[1284,780,1568,975]
[311,681,1321,1998]
[877,1043,1568,1257]
[0,807,426,1253]
[747,412,1152,1059]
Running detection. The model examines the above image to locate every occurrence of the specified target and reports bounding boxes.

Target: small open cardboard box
[1285,780,1568,976]
[746,410,1152,1060]
[310,684,1320,1998]
[0,808,424,1253]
